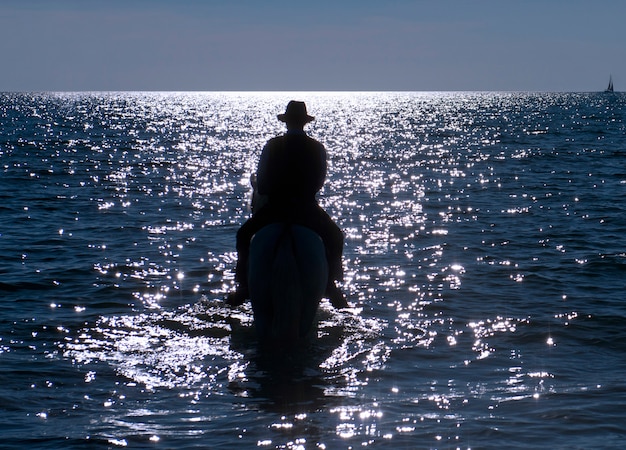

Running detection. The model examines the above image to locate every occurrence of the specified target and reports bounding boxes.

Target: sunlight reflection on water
[9,91,620,447]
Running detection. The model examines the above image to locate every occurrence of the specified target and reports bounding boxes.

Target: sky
[1,0,625,92]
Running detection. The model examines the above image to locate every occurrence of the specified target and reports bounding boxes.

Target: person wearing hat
[227,100,346,308]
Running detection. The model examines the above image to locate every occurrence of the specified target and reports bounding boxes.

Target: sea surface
[1,91,625,449]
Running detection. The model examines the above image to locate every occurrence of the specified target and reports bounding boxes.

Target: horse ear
[250,173,268,214]
[252,192,268,214]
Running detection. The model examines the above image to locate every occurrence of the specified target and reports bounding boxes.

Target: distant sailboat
[605,75,614,93]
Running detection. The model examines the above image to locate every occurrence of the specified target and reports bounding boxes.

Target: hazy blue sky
[2,0,624,92]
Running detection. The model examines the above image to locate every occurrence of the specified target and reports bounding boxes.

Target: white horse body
[248,223,328,347]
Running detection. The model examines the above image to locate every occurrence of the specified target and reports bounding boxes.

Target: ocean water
[1,91,625,449]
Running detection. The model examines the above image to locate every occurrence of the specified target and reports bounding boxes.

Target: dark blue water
[1,92,625,449]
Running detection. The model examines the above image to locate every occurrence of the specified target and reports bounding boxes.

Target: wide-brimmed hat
[277,101,315,124]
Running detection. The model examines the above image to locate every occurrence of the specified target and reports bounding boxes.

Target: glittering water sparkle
[1,92,626,449]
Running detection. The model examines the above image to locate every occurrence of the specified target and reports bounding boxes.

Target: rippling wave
[1,92,625,448]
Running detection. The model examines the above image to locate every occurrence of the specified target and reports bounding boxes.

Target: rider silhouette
[227,101,346,308]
